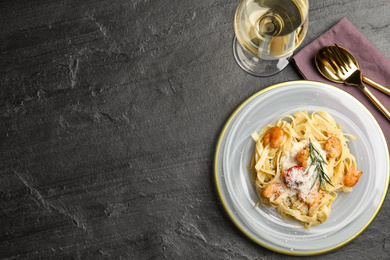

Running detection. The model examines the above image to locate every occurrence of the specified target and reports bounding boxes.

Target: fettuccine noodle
[250,110,362,230]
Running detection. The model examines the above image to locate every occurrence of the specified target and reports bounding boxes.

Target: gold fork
[323,45,390,121]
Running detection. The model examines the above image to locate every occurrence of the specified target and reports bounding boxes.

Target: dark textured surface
[1,0,390,259]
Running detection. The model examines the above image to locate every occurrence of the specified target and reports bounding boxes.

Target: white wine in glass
[233,0,308,76]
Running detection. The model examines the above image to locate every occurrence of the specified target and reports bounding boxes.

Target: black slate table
[1,0,390,259]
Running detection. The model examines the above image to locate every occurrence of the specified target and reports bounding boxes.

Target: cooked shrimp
[324,136,342,158]
[344,166,363,187]
[263,182,285,200]
[296,146,309,168]
[263,126,284,148]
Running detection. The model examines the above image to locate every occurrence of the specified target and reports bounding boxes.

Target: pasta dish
[250,110,363,230]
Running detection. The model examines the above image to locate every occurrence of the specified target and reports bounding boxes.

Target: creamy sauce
[281,140,308,171]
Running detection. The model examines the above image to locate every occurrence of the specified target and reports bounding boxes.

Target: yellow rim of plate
[213,80,390,256]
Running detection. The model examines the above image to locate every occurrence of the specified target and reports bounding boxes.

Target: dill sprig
[304,140,334,192]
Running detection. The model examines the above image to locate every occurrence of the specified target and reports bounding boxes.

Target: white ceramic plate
[214,81,389,255]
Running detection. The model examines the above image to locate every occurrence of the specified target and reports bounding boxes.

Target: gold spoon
[315,46,390,96]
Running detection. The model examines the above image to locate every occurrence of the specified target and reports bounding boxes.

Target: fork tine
[325,47,346,75]
[334,44,359,71]
[333,44,351,69]
[321,49,339,75]
[328,47,346,72]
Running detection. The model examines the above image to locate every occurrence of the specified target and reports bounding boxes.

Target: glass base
[233,37,292,77]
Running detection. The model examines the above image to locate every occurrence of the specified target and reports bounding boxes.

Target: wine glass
[233,0,309,76]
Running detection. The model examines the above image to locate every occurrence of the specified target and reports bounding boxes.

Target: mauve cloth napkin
[292,18,390,146]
